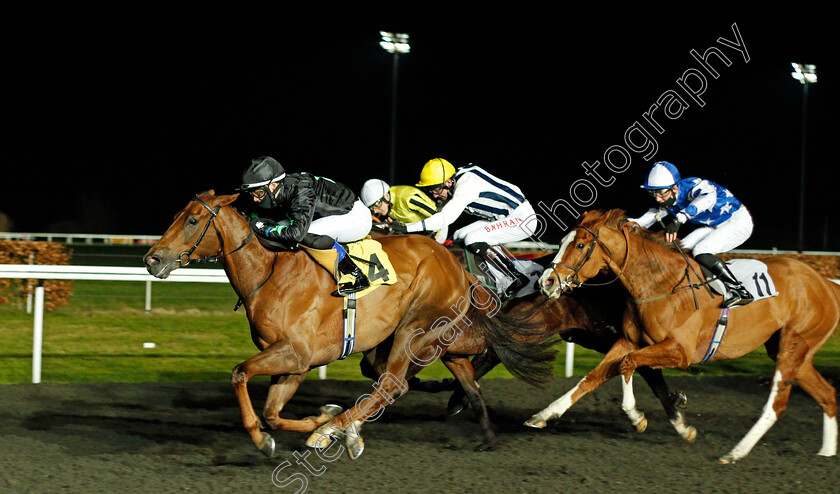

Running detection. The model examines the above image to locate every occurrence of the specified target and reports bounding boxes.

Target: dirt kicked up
[1,375,838,493]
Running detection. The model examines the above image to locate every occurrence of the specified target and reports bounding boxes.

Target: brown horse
[382,244,695,441]
[143,191,557,458]
[529,208,839,463]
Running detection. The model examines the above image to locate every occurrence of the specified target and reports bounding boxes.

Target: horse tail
[466,284,561,387]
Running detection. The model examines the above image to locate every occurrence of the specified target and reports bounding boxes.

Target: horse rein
[177,196,253,266]
[630,217,715,309]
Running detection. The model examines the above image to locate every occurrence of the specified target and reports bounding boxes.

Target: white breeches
[682,206,753,256]
[309,200,373,243]
[453,200,537,247]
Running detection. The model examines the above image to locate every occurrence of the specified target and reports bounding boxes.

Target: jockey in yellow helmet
[392,158,535,299]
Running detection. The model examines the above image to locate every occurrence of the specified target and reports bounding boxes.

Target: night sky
[3,3,837,250]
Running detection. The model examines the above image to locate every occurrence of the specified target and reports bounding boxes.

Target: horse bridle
[177,196,253,266]
[549,225,630,292]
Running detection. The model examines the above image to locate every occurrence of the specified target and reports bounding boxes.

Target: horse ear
[220,193,239,206]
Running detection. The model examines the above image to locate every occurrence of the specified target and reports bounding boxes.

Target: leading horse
[144,191,558,457]
[529,208,839,463]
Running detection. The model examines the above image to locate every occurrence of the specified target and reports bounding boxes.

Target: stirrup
[331,275,370,297]
[502,272,530,299]
[721,288,753,308]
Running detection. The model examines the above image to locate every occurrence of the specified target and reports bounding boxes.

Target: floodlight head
[791,62,818,84]
[380,31,410,54]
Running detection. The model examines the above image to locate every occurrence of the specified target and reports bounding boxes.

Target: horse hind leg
[719,328,809,464]
[442,355,497,451]
[794,361,838,457]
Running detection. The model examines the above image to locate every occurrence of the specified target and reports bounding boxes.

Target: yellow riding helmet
[416,158,456,187]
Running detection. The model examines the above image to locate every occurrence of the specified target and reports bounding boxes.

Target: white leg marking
[620,374,646,428]
[720,371,782,463]
[817,413,838,457]
[670,414,697,442]
[533,379,583,422]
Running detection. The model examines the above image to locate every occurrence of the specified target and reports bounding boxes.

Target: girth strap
[340,292,357,359]
[701,308,730,362]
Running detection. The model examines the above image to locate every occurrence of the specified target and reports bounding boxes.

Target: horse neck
[214,208,298,298]
[602,226,692,302]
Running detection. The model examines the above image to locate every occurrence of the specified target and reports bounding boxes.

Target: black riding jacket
[268,173,357,244]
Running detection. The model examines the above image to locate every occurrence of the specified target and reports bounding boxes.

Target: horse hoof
[524,416,546,429]
[635,417,648,433]
[346,436,365,460]
[684,426,697,442]
[717,454,735,464]
[447,397,466,416]
[319,404,343,418]
[671,391,688,409]
[259,433,276,458]
[474,438,497,452]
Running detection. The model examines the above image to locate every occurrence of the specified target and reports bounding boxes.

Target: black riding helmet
[238,156,286,209]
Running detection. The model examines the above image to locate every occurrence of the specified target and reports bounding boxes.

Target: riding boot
[474,244,530,299]
[331,253,370,297]
[696,254,753,308]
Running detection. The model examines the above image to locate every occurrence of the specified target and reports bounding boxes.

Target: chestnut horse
[144,191,557,458]
[529,209,839,463]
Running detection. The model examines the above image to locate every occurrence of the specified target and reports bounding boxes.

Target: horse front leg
[230,339,311,457]
[618,337,689,381]
[635,366,696,441]
[525,338,635,428]
[263,373,343,432]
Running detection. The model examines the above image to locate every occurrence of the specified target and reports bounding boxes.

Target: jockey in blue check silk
[628,161,754,308]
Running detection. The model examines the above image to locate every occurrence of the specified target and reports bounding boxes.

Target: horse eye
[187,217,199,226]
[575,243,585,250]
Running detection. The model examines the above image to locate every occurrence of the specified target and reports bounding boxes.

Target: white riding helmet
[360,179,391,207]
[641,161,681,190]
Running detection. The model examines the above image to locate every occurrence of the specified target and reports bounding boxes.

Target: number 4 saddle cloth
[302,237,398,299]
[703,258,779,302]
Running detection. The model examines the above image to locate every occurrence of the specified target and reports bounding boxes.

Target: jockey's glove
[251,217,284,239]
[388,221,408,235]
[664,218,682,235]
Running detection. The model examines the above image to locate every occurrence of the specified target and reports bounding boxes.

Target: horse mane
[580,209,679,252]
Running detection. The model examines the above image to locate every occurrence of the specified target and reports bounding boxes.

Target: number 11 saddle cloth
[706,258,779,302]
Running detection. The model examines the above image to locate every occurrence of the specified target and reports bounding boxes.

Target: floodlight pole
[798,82,808,253]
[380,31,410,185]
[389,51,400,185]
[791,63,817,253]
